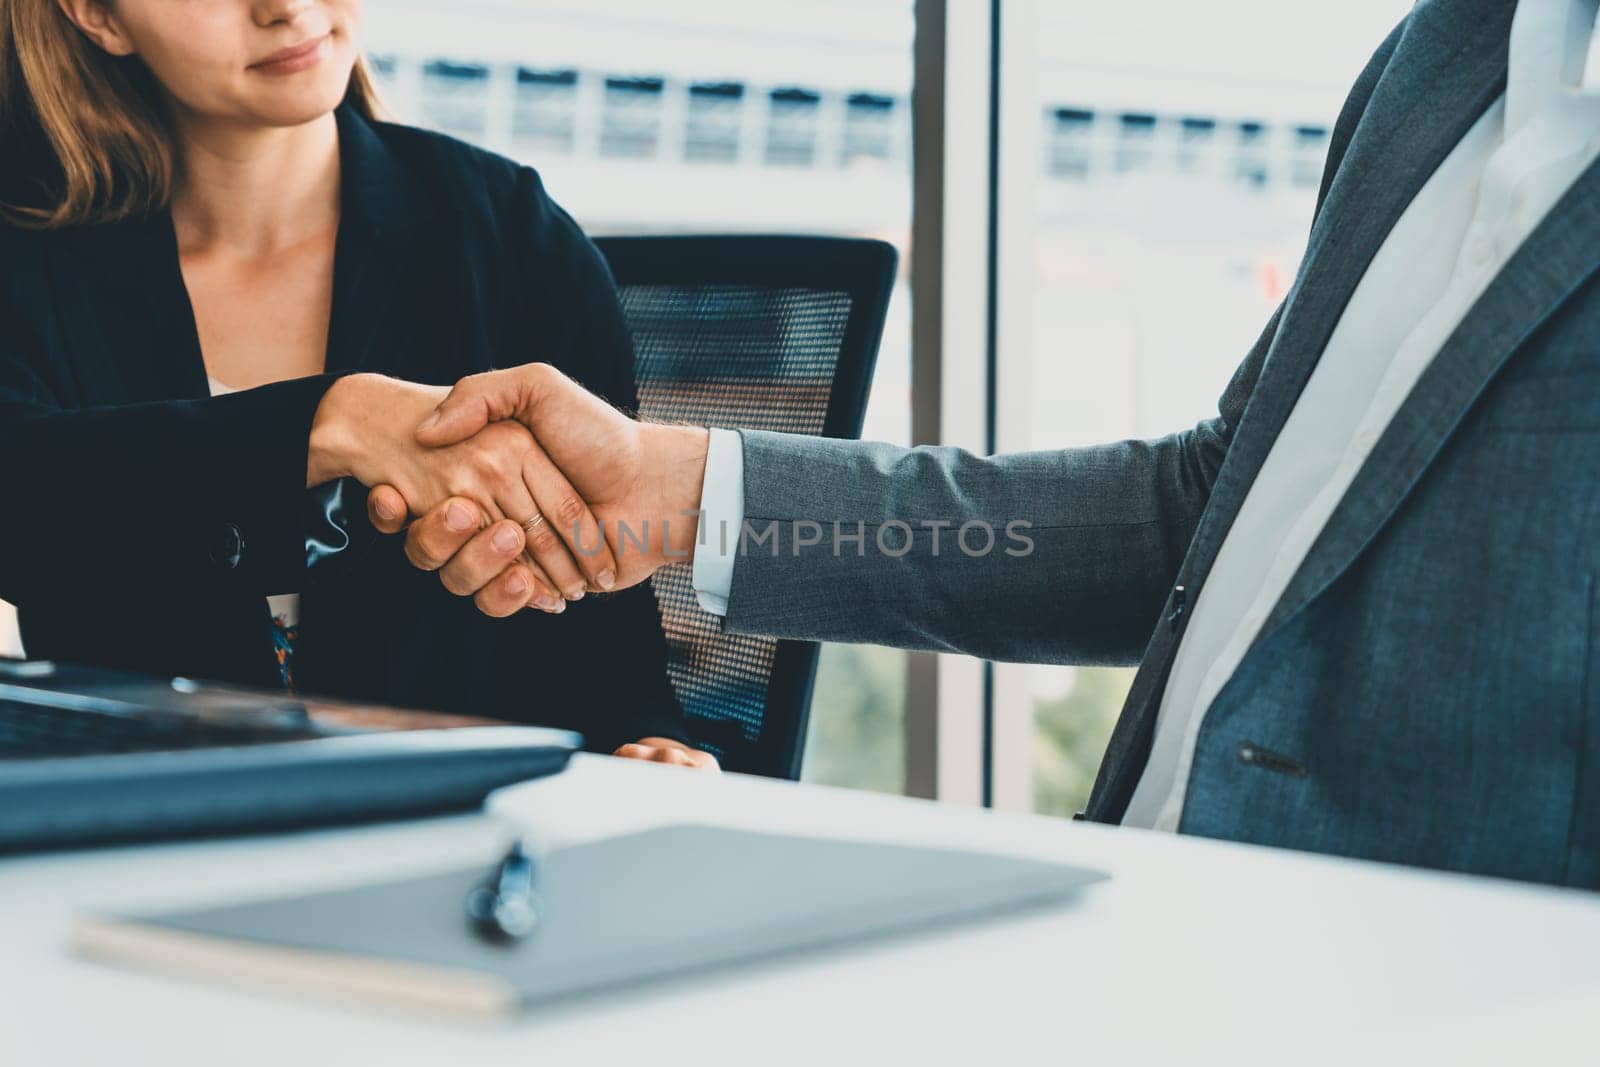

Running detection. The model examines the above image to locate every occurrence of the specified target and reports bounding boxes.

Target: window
[513,69,581,157]
[600,76,666,159]
[685,83,745,164]
[765,87,823,167]
[1045,108,1096,180]
[1293,125,1332,187]
[1234,120,1272,187]
[419,60,491,142]
[842,93,898,166]
[1176,117,1218,175]
[1114,112,1159,174]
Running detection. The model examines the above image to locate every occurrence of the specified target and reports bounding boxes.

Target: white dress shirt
[694,0,1600,829]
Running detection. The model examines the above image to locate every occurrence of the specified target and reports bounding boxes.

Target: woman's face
[74,0,362,128]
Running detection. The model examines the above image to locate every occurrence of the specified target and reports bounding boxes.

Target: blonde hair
[0,0,383,228]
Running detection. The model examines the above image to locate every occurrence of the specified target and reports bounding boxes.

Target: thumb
[415,380,496,447]
[416,366,553,447]
[366,484,409,534]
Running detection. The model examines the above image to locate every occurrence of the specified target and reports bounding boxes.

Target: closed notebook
[73,824,1105,1019]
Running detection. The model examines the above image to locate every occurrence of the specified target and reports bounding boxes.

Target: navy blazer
[0,107,689,753]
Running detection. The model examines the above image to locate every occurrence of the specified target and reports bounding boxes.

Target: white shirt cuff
[691,428,745,616]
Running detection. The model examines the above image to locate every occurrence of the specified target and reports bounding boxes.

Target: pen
[465,841,543,944]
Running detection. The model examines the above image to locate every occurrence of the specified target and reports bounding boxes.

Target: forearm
[720,428,1218,666]
[306,373,450,489]
[0,374,343,604]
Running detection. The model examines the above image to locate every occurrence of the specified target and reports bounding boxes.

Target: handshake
[308,364,711,618]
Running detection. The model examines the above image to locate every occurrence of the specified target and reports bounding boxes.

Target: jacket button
[210,523,245,570]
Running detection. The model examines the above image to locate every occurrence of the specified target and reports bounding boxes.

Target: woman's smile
[249,33,333,77]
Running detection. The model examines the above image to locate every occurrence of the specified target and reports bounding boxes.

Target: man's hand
[315,374,619,612]
[369,364,711,602]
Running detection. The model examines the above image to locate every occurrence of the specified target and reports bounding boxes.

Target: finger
[521,446,618,594]
[473,561,550,619]
[415,366,555,448]
[612,743,709,769]
[636,739,720,771]
[367,485,409,535]
[488,468,587,604]
[438,521,564,613]
[403,497,483,572]
[520,560,562,612]
[435,519,520,594]
[502,555,566,615]
[518,513,588,605]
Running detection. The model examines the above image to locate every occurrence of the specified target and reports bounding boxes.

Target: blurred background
[0,0,1414,815]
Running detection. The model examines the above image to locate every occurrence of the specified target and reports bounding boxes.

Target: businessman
[373,0,1599,888]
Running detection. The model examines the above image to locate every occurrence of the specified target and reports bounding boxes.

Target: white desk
[4,754,1599,1066]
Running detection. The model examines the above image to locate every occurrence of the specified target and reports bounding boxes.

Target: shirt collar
[1507,0,1600,130]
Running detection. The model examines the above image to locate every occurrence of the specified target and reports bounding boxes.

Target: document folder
[74,824,1105,1019]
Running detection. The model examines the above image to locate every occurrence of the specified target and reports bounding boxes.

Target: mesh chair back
[596,236,897,779]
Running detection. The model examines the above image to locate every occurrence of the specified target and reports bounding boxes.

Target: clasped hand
[308,367,713,768]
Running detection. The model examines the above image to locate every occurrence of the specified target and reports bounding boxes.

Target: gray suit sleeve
[722,306,1283,666]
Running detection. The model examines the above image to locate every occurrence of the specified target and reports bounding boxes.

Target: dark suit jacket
[716,0,1600,888]
[0,106,688,753]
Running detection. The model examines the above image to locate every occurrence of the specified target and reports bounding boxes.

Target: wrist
[653,423,710,567]
[307,376,368,487]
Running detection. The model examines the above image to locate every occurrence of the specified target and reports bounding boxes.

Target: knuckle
[421,521,458,557]
[474,588,513,618]
[528,526,561,555]
[491,521,526,556]
[406,535,442,571]
[480,421,530,453]
[553,495,586,527]
[494,467,524,498]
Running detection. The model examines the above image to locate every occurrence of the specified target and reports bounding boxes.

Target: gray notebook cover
[75,825,1106,1018]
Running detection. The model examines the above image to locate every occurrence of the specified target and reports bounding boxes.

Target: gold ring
[522,513,547,534]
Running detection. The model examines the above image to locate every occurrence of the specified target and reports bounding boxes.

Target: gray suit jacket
[721,0,1600,889]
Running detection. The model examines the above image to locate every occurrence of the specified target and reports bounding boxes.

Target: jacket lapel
[46,214,210,403]
[324,107,435,376]
[1176,0,1514,600]
[1259,151,1600,644]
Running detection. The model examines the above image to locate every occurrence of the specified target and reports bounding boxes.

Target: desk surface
[4,754,1599,1065]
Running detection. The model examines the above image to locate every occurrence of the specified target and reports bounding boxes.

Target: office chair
[595,235,898,779]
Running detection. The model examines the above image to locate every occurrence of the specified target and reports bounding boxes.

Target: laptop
[0,658,580,852]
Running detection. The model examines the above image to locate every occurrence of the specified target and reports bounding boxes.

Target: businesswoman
[0,0,714,765]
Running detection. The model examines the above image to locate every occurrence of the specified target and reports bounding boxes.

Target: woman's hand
[308,374,618,611]
[613,738,721,770]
